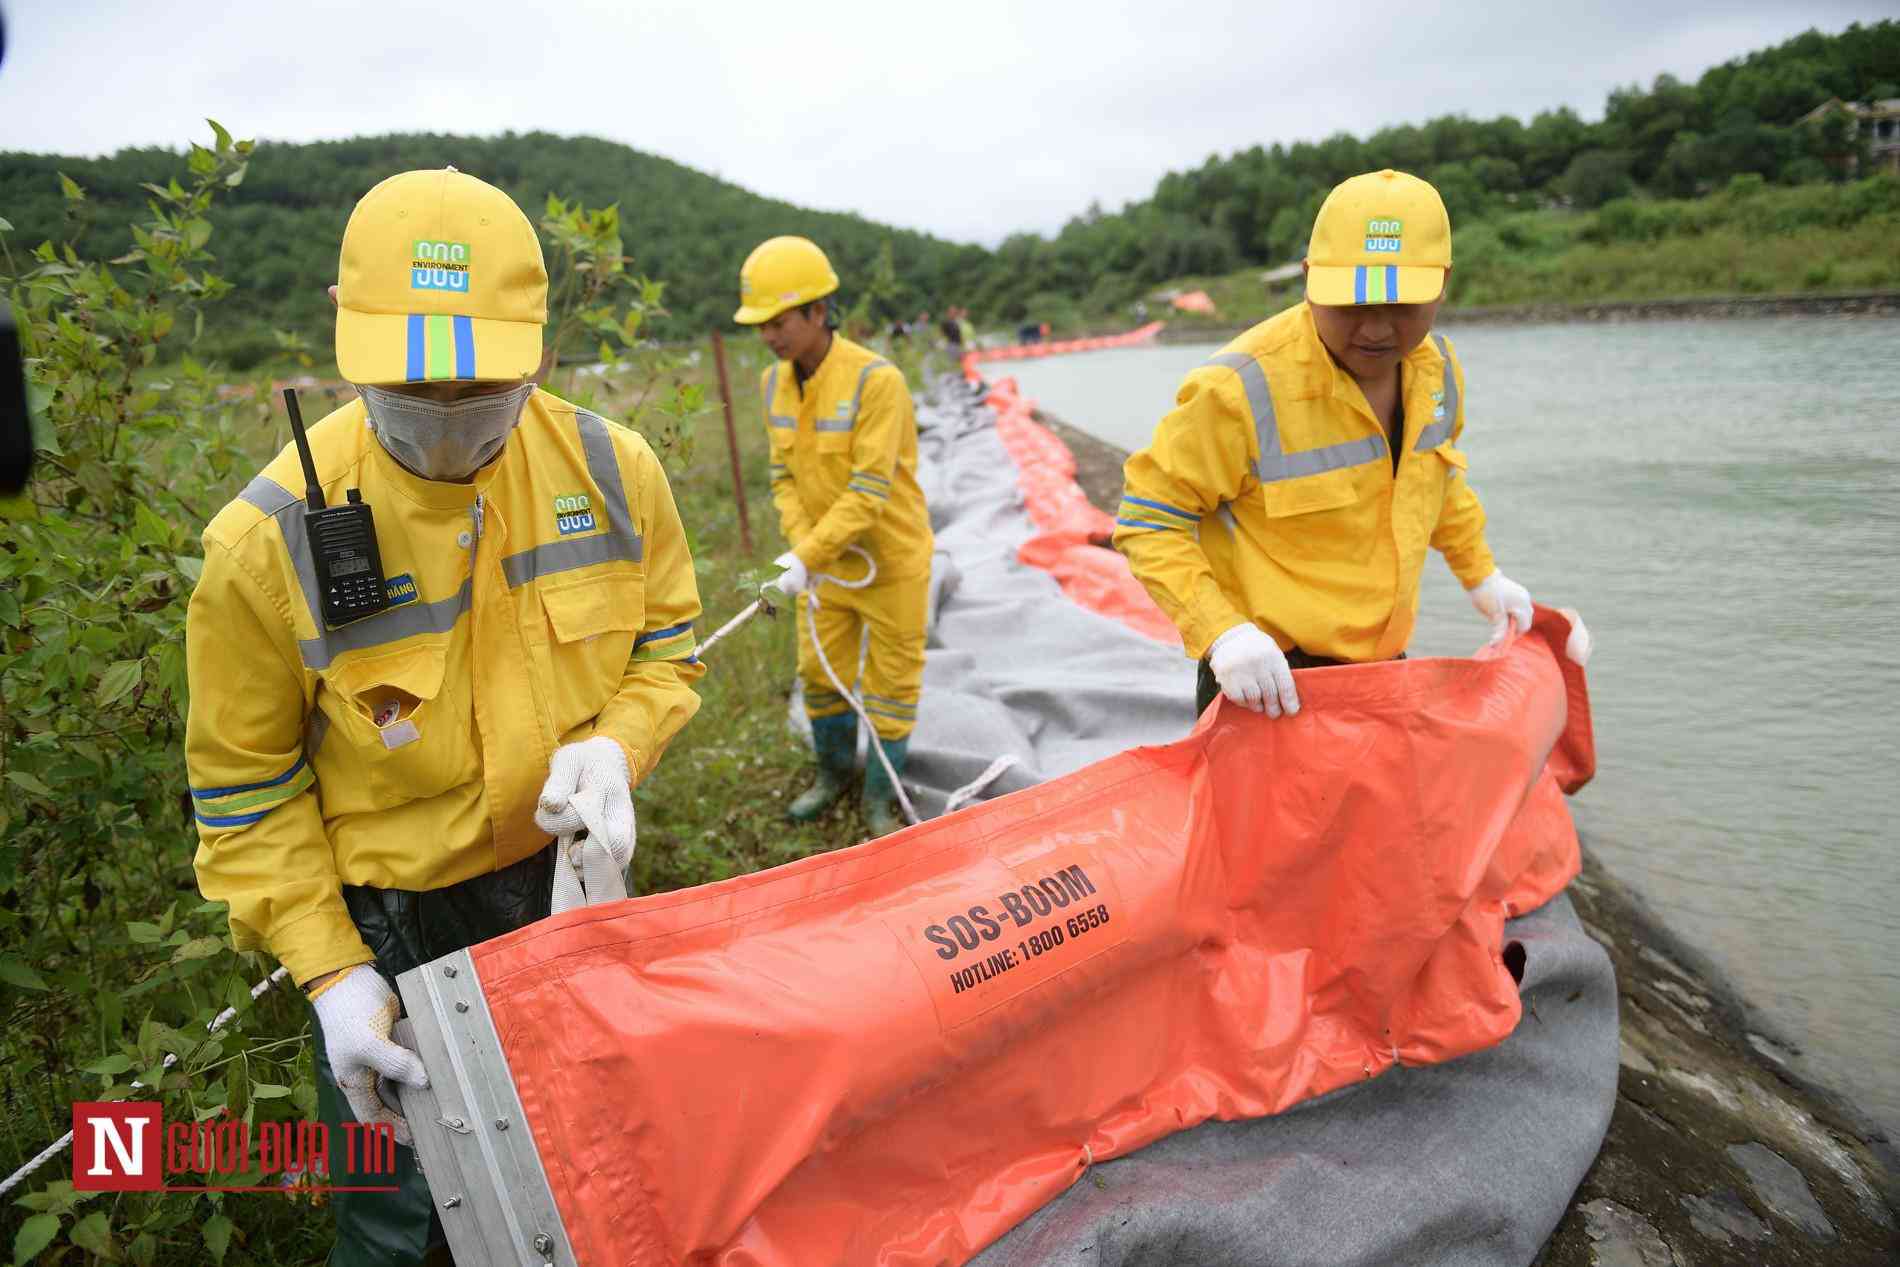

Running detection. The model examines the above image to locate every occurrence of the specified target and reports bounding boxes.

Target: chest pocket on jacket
[1258,467,1361,519]
[324,643,473,808]
[537,571,645,738]
[1430,443,1469,476]
[813,420,855,454]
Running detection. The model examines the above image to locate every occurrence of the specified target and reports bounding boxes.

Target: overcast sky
[0,1,1888,244]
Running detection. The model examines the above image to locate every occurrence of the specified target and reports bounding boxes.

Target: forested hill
[2,20,1897,364]
[967,20,1900,322]
[0,131,991,365]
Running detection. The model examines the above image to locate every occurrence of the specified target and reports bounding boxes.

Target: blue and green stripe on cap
[1353,265,1401,305]
[405,314,477,381]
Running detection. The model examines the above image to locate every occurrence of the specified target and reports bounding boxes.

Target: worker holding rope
[734,236,933,837]
[183,169,703,1264]
[1116,170,1536,718]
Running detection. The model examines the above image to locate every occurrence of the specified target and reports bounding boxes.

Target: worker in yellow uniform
[184,169,703,1265]
[733,236,933,836]
[1115,170,1535,718]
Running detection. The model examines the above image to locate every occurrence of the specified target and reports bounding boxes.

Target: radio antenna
[282,388,326,511]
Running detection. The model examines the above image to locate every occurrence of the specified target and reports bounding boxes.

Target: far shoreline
[1150,289,1900,344]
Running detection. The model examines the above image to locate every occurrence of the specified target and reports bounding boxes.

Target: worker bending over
[185,169,703,1264]
[1116,170,1535,717]
[735,236,933,837]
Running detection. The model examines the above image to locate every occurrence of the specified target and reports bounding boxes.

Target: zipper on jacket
[468,494,485,574]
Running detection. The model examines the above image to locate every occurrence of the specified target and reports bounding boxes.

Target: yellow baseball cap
[334,168,547,385]
[1305,169,1451,307]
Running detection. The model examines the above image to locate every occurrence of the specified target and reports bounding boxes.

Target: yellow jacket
[1115,303,1495,663]
[761,335,933,581]
[185,389,703,985]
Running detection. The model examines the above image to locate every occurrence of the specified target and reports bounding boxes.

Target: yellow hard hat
[734,236,839,325]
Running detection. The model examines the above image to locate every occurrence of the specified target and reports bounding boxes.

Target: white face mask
[360,383,535,481]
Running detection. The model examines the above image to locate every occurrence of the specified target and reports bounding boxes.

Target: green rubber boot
[861,736,912,838]
[789,713,858,822]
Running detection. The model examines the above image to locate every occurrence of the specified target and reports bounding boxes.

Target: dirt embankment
[1040,407,1900,1265]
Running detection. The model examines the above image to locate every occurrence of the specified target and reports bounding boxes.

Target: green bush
[0,127,716,1265]
[0,122,332,1267]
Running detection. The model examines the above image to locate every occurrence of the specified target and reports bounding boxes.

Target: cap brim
[336,308,542,385]
[733,303,774,325]
[1306,264,1445,307]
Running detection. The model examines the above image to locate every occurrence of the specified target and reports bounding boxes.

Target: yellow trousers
[795,573,928,741]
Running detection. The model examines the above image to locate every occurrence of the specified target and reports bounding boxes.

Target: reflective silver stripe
[242,475,329,645]
[239,474,299,517]
[242,473,450,671]
[1434,333,1458,427]
[1204,353,1280,479]
[500,410,644,588]
[1205,353,1386,483]
[501,534,642,587]
[1261,435,1388,481]
[241,473,467,670]
[298,580,471,670]
[851,359,890,422]
[814,359,893,433]
[263,466,474,668]
[765,366,793,427]
[1414,334,1458,451]
[1215,503,1239,536]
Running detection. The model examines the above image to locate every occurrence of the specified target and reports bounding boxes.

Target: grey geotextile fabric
[794,386,1194,803]
[968,892,1617,1267]
[866,383,1616,1266]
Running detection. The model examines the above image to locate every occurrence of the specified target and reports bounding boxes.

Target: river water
[998,318,1900,1138]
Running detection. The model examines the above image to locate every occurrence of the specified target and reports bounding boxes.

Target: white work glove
[536,736,634,914]
[771,551,809,598]
[1208,623,1300,718]
[311,965,427,1146]
[1467,570,1534,644]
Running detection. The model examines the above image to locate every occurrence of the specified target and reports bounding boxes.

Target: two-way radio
[283,388,390,629]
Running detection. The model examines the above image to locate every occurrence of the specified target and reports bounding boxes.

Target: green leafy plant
[538,195,705,472]
[0,122,335,1266]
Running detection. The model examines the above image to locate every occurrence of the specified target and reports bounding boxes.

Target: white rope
[0,1134,77,1201]
[0,966,292,1197]
[696,595,773,658]
[803,547,923,828]
[942,755,1019,815]
[699,555,1010,825]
